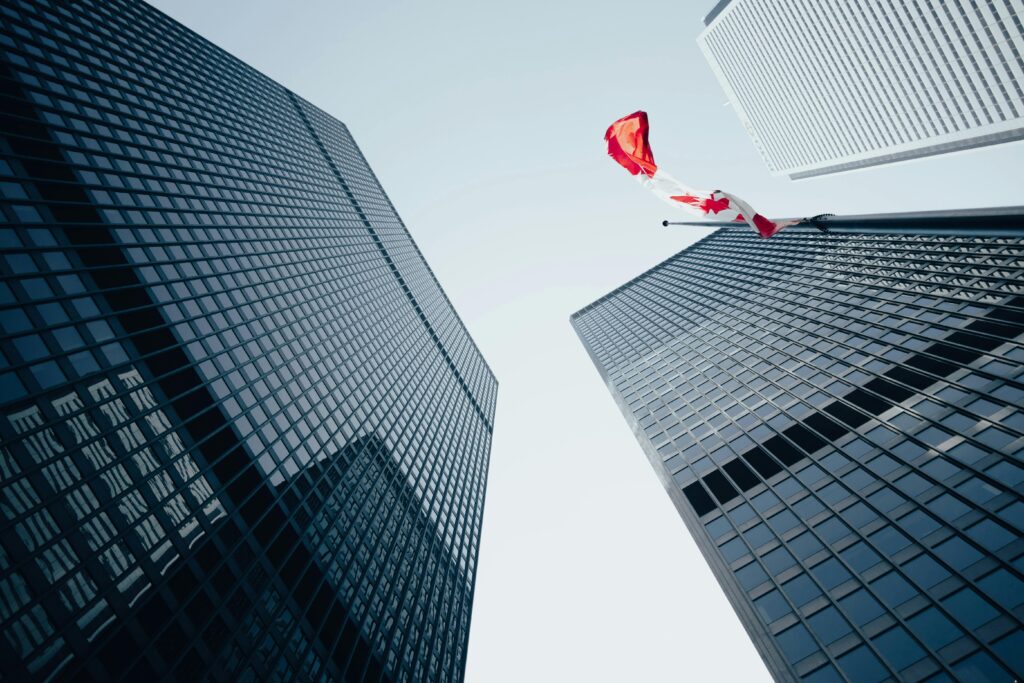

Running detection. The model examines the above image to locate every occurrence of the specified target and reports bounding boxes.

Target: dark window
[754,590,791,623]
[871,571,917,608]
[871,626,926,672]
[807,605,852,644]
[776,623,818,665]
[810,558,852,590]
[940,588,998,630]
[907,607,962,650]
[839,589,884,626]
[782,573,822,607]
[836,645,887,683]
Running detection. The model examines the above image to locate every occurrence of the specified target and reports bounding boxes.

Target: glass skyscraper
[698,0,1024,179]
[572,212,1023,682]
[0,1,496,681]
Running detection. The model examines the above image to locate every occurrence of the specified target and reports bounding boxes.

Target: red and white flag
[605,111,785,238]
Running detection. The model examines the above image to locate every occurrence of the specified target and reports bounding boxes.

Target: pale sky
[149,1,1024,680]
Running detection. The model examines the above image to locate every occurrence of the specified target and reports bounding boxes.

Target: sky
[149,1,1024,680]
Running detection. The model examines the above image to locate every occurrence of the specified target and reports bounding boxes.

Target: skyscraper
[0,1,496,681]
[572,210,1024,682]
[698,1,1024,179]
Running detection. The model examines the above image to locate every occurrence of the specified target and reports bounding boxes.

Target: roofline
[569,205,1024,322]
[704,0,733,26]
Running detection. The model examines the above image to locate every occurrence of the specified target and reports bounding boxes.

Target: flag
[605,111,785,238]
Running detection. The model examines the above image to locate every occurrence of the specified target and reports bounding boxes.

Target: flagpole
[663,214,833,232]
[663,207,1024,236]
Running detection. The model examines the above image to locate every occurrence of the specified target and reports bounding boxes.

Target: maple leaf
[700,196,731,214]
[670,194,702,206]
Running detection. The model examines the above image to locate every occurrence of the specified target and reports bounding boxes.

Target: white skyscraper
[698,0,1024,179]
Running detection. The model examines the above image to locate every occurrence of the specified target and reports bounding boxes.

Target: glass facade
[0,1,496,681]
[698,0,1024,179]
[572,222,1024,682]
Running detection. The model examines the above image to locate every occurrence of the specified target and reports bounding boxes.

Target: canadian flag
[605,111,784,238]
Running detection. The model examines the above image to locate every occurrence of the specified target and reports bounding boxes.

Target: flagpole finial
[662,220,669,227]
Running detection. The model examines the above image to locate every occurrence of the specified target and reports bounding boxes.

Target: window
[754,590,791,623]
[871,626,926,672]
[841,542,881,573]
[810,558,851,590]
[964,519,1015,552]
[776,623,818,665]
[790,531,824,560]
[762,546,796,575]
[871,571,917,608]
[940,588,998,630]
[836,645,887,683]
[907,607,962,650]
[735,561,768,590]
[807,605,852,644]
[782,573,822,607]
[932,537,982,572]
[839,589,884,626]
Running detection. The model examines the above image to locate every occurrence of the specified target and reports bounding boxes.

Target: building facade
[698,0,1024,179]
[0,1,496,681]
[572,212,1024,682]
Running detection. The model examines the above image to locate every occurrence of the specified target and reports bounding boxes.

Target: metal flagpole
[664,207,1024,237]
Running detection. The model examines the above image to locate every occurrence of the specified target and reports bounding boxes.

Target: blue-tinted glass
[932,537,983,571]
[956,477,1000,505]
[819,482,848,504]
[752,490,780,511]
[796,464,826,487]
[941,588,998,629]
[777,623,818,664]
[730,503,757,525]
[811,558,851,590]
[841,542,881,573]
[736,561,769,590]
[705,516,732,540]
[997,501,1024,531]
[793,496,825,518]
[842,502,877,527]
[836,645,888,683]
[869,525,911,555]
[948,442,988,465]
[985,461,1024,487]
[768,509,800,534]
[29,361,66,388]
[990,629,1024,679]
[907,607,963,650]
[815,517,852,544]
[763,546,796,575]
[951,651,1010,682]
[965,519,1015,552]
[783,574,823,607]
[977,569,1024,609]
[801,664,842,683]
[899,509,940,537]
[871,571,918,607]
[839,589,884,626]
[922,457,959,481]
[791,531,825,559]
[744,523,774,549]
[754,590,791,623]
[807,605,852,644]
[867,486,904,513]
[872,626,926,671]
[927,493,971,522]
[903,554,950,589]
[720,537,749,562]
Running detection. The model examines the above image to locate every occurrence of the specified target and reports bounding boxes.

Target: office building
[698,1,1024,179]
[572,210,1024,681]
[0,0,496,681]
